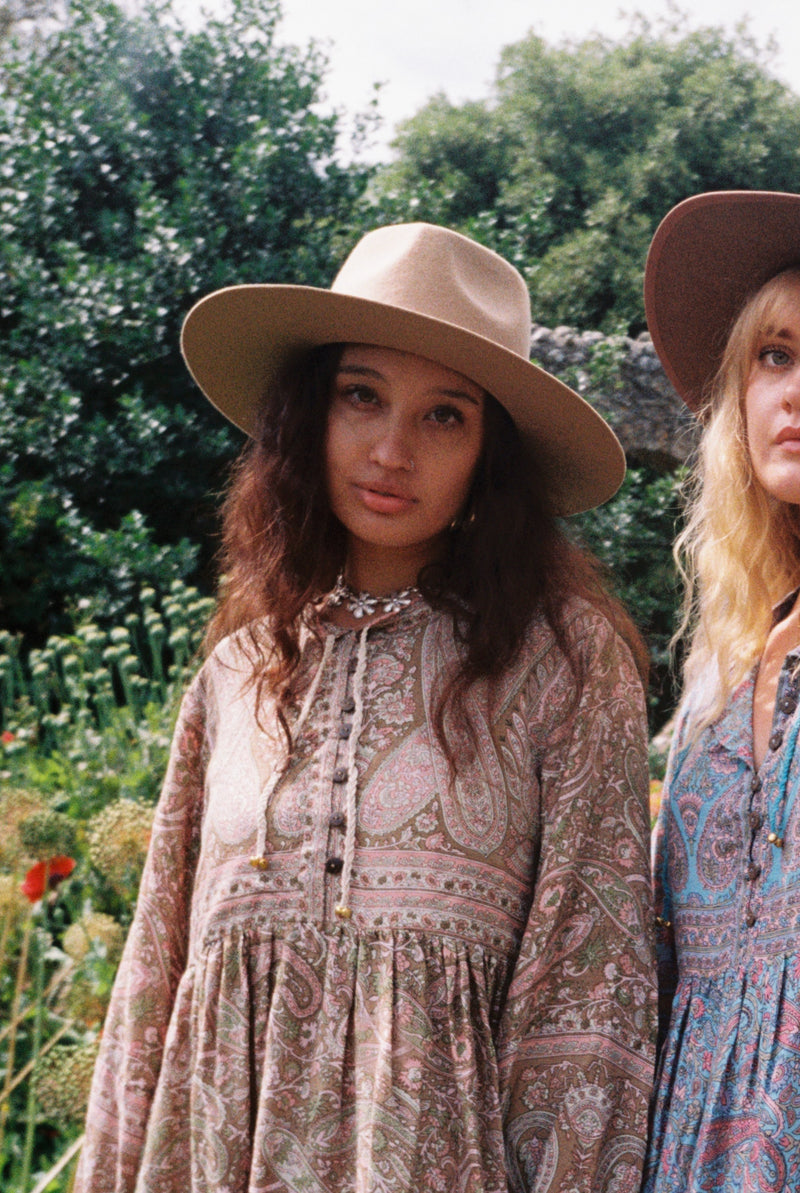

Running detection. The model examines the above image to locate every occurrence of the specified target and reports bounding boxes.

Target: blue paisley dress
[644,647,800,1192]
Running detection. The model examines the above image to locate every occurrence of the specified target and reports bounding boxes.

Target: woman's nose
[370,421,415,471]
[782,369,800,410]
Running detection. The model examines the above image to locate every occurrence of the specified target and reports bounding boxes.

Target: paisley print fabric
[74,599,655,1193]
[644,654,800,1192]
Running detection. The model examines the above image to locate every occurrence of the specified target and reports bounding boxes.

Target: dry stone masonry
[530,324,698,470]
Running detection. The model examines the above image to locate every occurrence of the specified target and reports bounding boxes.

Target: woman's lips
[353,484,417,515]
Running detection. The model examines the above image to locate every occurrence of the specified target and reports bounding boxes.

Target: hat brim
[644,190,800,411]
[181,285,625,515]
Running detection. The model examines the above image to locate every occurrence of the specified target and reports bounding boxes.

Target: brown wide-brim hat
[645,190,800,411]
[181,222,625,515]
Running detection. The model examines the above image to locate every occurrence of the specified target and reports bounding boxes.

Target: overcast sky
[172,1,800,160]
[267,0,800,159]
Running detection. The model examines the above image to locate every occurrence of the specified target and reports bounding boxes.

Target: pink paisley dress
[75,597,655,1193]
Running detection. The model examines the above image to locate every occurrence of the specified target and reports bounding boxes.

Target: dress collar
[706,587,800,761]
[772,587,800,626]
[708,669,756,762]
[309,591,433,639]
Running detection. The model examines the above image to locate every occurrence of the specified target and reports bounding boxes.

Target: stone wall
[530,323,699,470]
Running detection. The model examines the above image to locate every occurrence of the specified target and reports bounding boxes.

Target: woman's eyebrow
[433,387,483,406]
[762,323,800,342]
[336,364,383,378]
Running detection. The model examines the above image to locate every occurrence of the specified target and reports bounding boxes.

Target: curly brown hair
[205,344,648,763]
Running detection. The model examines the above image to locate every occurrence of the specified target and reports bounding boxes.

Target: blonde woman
[643,191,800,1190]
[73,222,655,1192]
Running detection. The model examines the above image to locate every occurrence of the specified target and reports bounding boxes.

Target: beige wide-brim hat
[181,222,625,514]
[645,190,800,412]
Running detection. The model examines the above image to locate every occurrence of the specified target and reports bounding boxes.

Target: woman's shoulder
[187,619,276,700]
[669,658,749,754]
[562,592,622,634]
[525,595,634,664]
[485,598,643,711]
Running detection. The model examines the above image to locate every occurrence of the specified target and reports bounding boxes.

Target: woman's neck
[344,536,444,596]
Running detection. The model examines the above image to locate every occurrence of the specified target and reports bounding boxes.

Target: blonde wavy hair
[676,268,800,734]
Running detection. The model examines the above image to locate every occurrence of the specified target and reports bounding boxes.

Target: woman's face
[325,344,485,589]
[745,276,800,506]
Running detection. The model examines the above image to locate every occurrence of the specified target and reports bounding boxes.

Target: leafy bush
[0,0,375,642]
[573,465,683,731]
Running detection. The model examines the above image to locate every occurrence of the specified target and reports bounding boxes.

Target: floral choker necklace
[327,573,420,619]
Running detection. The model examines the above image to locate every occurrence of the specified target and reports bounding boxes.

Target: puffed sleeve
[497,613,657,1192]
[74,669,209,1193]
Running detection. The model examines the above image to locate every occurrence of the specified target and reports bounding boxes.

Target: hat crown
[645,190,800,410]
[331,223,531,359]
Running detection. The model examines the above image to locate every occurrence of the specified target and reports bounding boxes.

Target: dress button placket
[761,668,798,854]
[740,666,798,942]
[744,759,768,935]
[326,643,357,899]
[747,774,765,847]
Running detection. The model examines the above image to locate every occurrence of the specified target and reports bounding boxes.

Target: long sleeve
[74,672,208,1193]
[652,797,679,1063]
[650,706,688,1056]
[497,616,656,1192]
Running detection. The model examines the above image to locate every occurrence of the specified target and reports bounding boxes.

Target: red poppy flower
[21,856,76,902]
[1,730,14,745]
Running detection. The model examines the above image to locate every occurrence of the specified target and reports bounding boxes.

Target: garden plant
[0,580,213,1191]
[2,0,797,1185]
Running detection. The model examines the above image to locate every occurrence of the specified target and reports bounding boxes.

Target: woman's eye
[428,405,464,427]
[759,345,794,368]
[339,384,378,408]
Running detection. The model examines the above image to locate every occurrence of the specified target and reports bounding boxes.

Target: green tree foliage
[0,0,374,639]
[378,94,512,225]
[573,466,684,728]
[376,13,800,333]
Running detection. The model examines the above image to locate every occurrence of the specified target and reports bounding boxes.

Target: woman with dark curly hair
[75,222,655,1193]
